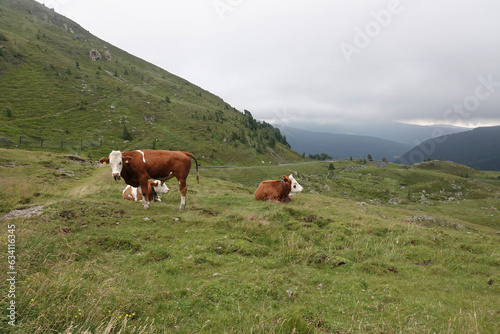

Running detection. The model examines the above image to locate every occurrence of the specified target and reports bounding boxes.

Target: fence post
[41,139,43,147]
[81,139,83,149]
[19,136,22,146]
[60,140,63,148]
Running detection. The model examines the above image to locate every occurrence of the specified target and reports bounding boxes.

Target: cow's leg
[139,182,150,209]
[178,178,187,210]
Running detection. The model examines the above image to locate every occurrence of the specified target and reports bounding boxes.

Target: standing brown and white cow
[100,150,199,210]
[254,175,293,203]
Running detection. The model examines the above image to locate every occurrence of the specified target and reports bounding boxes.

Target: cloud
[37,0,500,128]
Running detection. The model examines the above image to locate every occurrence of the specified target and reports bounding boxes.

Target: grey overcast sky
[36,0,500,128]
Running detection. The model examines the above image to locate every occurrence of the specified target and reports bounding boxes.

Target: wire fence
[0,136,102,149]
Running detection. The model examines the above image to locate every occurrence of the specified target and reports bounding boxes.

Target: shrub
[121,125,133,140]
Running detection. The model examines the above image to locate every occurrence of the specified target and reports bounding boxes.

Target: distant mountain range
[280,121,468,146]
[395,126,500,171]
[279,125,500,170]
[278,126,411,161]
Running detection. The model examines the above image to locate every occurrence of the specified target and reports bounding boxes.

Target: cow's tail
[184,152,199,183]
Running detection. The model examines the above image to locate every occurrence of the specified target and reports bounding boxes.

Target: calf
[122,180,169,202]
[100,149,199,210]
[255,175,292,203]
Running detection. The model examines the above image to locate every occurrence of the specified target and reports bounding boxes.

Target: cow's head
[150,180,169,195]
[288,174,304,196]
[99,150,132,181]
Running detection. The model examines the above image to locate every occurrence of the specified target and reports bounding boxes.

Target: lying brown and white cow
[100,150,199,210]
[255,175,294,203]
[122,180,169,202]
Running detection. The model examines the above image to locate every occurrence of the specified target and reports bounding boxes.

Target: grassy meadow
[0,148,499,333]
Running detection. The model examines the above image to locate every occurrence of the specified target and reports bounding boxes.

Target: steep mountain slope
[279,126,411,161]
[396,126,500,171]
[0,0,298,164]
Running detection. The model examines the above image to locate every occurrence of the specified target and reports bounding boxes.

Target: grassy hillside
[0,0,299,165]
[1,148,499,333]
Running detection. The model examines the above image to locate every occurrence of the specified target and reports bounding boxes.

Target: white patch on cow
[288,174,304,196]
[109,150,123,178]
[136,150,146,163]
[123,185,139,201]
[180,195,186,210]
[152,180,169,202]
[154,181,169,195]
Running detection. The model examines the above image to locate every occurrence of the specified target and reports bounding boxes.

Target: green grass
[0,149,499,333]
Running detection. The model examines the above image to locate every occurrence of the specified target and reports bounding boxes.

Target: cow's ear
[123,155,133,164]
[283,175,290,182]
[99,157,109,165]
